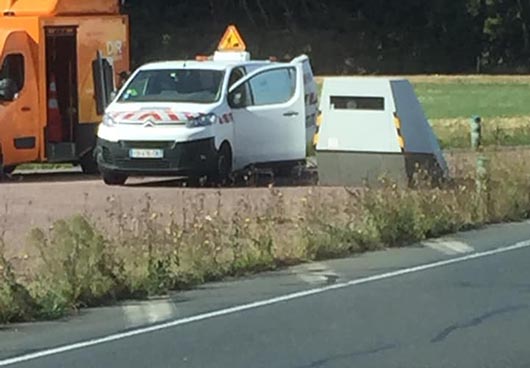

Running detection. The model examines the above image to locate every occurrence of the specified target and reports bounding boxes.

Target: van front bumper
[95,137,217,176]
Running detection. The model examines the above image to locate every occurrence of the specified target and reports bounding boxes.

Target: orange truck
[0,0,130,175]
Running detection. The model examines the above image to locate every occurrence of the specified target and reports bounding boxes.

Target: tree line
[123,0,530,74]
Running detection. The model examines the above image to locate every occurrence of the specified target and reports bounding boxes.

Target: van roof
[2,0,119,16]
[138,59,275,72]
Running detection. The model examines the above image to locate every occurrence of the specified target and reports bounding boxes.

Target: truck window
[246,67,296,106]
[118,69,225,104]
[0,54,25,93]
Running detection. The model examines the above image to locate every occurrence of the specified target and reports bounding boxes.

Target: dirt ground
[0,177,350,258]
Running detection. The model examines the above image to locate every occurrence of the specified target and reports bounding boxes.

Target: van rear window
[330,96,385,111]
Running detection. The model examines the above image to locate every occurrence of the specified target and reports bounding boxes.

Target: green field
[415,82,530,119]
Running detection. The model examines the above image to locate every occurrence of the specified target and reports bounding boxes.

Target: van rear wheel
[3,165,16,175]
[102,172,127,186]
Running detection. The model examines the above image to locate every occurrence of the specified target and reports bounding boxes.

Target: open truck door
[228,63,306,169]
[0,30,39,170]
[93,50,115,115]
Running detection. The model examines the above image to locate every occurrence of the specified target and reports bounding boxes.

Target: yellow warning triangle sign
[217,25,247,52]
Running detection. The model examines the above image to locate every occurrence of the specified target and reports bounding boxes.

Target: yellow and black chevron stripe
[313,111,323,147]
[393,113,405,153]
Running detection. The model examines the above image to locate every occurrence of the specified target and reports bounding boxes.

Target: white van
[95,49,318,185]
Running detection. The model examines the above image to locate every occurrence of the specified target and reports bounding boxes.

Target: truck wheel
[209,143,232,186]
[273,166,295,178]
[102,172,127,186]
[3,165,16,175]
[0,153,4,181]
[185,175,201,188]
[80,151,99,175]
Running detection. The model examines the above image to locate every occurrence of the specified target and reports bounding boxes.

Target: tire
[209,143,232,187]
[80,151,99,175]
[102,172,127,186]
[273,166,295,178]
[185,175,201,188]
[3,165,16,174]
[0,152,4,181]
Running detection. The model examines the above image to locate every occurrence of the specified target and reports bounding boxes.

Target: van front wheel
[80,151,99,175]
[102,172,128,186]
[208,143,232,186]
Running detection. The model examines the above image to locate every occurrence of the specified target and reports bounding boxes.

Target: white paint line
[145,300,176,324]
[122,304,148,327]
[423,239,474,255]
[122,300,177,327]
[2,239,530,367]
[292,262,340,285]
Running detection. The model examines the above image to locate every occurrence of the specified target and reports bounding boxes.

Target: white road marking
[122,300,177,326]
[2,239,530,367]
[423,239,474,255]
[291,262,340,285]
[145,300,176,324]
[122,304,147,326]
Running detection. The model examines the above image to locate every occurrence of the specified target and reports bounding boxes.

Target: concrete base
[316,150,442,187]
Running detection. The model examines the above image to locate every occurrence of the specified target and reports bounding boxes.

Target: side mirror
[0,78,17,102]
[110,90,117,101]
[229,91,244,108]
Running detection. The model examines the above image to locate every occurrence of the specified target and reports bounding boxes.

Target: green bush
[0,244,38,323]
[28,215,120,312]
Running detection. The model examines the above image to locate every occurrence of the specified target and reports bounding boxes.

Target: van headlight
[102,114,117,127]
[186,113,217,128]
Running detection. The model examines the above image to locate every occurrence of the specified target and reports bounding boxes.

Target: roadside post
[471,115,490,209]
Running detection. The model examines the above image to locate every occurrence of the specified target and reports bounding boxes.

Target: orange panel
[0,30,40,165]
[3,0,119,16]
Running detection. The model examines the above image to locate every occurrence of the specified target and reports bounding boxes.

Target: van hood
[106,102,218,124]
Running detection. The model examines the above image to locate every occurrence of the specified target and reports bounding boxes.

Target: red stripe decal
[138,113,152,121]
[150,112,162,121]
[167,111,179,121]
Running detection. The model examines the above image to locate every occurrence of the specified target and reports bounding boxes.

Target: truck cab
[95,27,318,186]
[0,0,129,175]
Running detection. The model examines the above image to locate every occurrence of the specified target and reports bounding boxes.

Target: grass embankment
[3,149,530,323]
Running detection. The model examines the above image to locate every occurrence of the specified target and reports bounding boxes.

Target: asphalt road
[1,221,530,368]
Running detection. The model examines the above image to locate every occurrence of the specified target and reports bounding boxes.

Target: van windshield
[118,69,225,104]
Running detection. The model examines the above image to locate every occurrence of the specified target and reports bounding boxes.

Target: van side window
[247,67,296,106]
[0,54,25,93]
[228,67,245,88]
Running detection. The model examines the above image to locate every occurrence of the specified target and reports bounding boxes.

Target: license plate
[129,149,164,159]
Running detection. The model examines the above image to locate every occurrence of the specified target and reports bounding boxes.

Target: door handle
[283,111,299,117]
[21,106,31,112]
